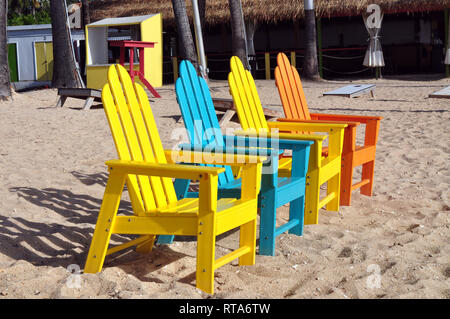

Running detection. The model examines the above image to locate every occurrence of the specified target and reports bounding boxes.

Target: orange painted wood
[274,52,383,206]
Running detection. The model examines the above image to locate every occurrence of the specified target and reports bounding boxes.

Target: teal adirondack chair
[158,60,313,256]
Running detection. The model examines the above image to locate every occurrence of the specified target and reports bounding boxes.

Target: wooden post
[290,51,296,68]
[317,17,323,78]
[265,52,271,79]
[172,56,178,83]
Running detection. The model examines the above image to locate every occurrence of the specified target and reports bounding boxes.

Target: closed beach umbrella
[363,5,385,68]
[445,22,450,65]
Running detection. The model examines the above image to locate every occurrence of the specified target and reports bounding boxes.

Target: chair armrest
[164,149,267,167]
[233,128,327,142]
[178,142,283,157]
[309,113,383,124]
[276,117,360,128]
[105,159,224,180]
[223,135,314,151]
[267,121,347,133]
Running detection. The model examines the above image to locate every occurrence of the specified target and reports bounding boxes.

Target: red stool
[110,40,161,98]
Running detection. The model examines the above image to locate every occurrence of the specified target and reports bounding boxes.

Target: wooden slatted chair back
[102,64,178,214]
[176,60,235,185]
[228,56,269,132]
[274,52,311,121]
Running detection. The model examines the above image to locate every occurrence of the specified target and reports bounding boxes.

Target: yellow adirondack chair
[228,56,347,225]
[84,64,266,295]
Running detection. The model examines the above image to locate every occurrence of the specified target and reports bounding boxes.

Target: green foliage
[8,0,51,26]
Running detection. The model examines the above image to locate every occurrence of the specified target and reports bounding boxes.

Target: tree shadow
[5,186,134,268]
[5,180,246,285]
[111,245,191,284]
[71,170,109,187]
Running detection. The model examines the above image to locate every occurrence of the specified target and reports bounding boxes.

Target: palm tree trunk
[229,0,249,70]
[81,0,90,27]
[171,0,198,70]
[0,0,11,100]
[50,0,82,88]
[302,0,320,80]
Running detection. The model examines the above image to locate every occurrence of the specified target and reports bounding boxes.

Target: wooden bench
[323,84,376,98]
[56,88,102,110]
[428,86,450,99]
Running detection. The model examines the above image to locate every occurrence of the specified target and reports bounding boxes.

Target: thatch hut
[90,0,450,80]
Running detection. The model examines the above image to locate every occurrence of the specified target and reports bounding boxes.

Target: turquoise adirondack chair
[158,60,313,256]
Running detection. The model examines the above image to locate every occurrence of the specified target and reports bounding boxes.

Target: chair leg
[196,215,216,294]
[136,235,157,253]
[360,160,375,196]
[288,195,305,236]
[326,172,341,211]
[259,188,277,256]
[84,171,126,273]
[339,154,354,206]
[304,169,320,225]
[156,235,175,245]
[239,218,257,265]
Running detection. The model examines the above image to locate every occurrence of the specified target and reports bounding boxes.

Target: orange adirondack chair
[274,52,382,206]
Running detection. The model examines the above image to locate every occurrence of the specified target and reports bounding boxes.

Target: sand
[0,74,449,299]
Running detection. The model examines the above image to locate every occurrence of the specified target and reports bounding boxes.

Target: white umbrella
[445,22,450,65]
[363,5,385,68]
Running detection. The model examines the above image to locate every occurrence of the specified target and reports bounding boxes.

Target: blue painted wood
[176,61,234,185]
[275,219,300,237]
[158,60,313,256]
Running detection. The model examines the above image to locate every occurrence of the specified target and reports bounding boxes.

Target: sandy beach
[0,74,449,299]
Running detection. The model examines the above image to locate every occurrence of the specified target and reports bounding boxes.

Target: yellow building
[85,14,162,90]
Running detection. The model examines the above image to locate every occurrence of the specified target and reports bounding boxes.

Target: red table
[110,40,161,98]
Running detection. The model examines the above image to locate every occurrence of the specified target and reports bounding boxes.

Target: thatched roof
[90,0,450,27]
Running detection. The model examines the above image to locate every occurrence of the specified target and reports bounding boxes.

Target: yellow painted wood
[85,64,261,295]
[268,121,347,133]
[233,128,327,143]
[172,56,178,83]
[228,56,348,225]
[117,65,170,208]
[108,66,157,212]
[318,192,336,210]
[140,13,163,87]
[165,149,267,167]
[106,235,153,256]
[86,14,162,90]
[102,84,146,216]
[304,168,320,225]
[112,215,198,235]
[106,160,224,179]
[196,173,218,294]
[290,51,296,68]
[87,64,140,90]
[265,52,271,80]
[34,42,53,81]
[229,57,268,131]
[326,174,340,211]
[319,157,341,185]
[84,169,127,273]
[215,199,258,235]
[214,246,251,270]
